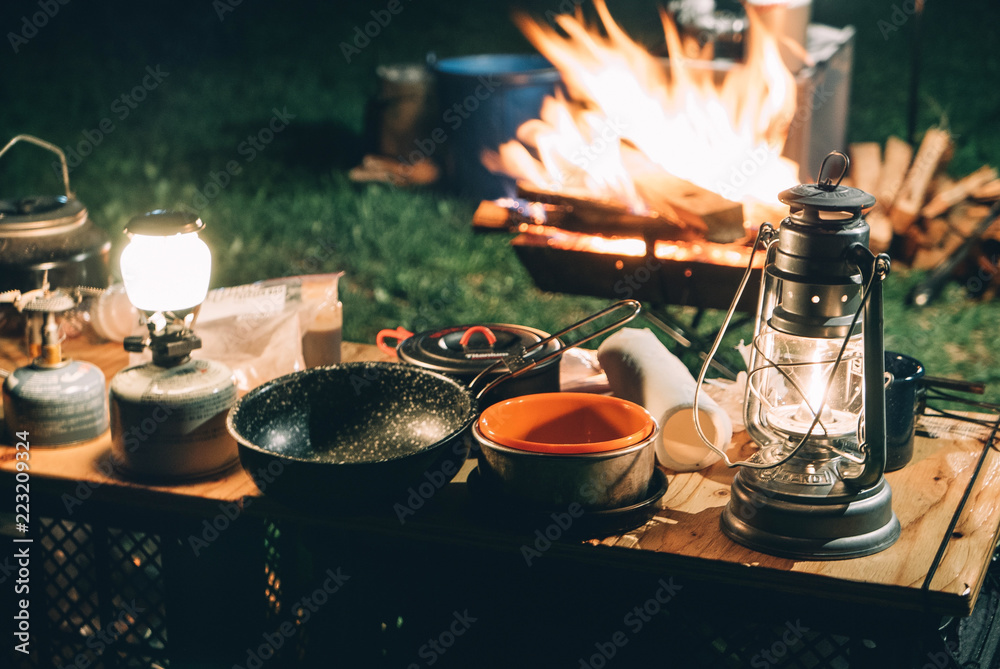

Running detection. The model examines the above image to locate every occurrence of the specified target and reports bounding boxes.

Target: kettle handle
[0,135,72,198]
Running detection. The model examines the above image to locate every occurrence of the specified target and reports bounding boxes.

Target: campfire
[480,0,802,248]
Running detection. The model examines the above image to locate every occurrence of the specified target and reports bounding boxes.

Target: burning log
[514,177,745,244]
[630,172,746,244]
[515,182,709,241]
[472,194,695,243]
[890,127,953,234]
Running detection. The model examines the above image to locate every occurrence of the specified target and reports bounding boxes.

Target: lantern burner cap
[779,150,877,215]
[125,209,204,236]
[20,289,77,313]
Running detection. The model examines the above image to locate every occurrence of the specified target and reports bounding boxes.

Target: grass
[1,0,999,403]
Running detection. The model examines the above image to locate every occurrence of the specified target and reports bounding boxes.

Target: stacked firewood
[846,127,1000,279]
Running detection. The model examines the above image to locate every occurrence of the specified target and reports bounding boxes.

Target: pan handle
[921,375,986,395]
[375,326,413,356]
[471,299,642,401]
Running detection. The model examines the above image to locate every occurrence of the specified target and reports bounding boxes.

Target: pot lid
[398,323,561,377]
[0,195,87,232]
[779,151,876,214]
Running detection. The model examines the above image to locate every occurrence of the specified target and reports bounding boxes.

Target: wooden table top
[2,333,999,618]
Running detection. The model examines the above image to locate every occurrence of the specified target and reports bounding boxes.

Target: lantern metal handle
[0,134,73,199]
[817,150,849,191]
[840,246,891,488]
[691,223,782,469]
[692,234,890,474]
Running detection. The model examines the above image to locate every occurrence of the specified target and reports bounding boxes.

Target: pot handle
[376,326,414,355]
[471,299,642,401]
[459,325,497,348]
[0,135,72,198]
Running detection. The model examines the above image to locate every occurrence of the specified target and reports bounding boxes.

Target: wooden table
[3,334,999,667]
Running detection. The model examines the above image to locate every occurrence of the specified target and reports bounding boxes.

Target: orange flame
[486,0,800,216]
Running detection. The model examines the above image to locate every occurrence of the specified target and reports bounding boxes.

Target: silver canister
[109,358,238,480]
[3,359,108,446]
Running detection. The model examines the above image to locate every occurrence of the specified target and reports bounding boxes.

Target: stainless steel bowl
[473,422,658,511]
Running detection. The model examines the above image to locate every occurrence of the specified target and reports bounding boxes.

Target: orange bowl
[477,392,655,454]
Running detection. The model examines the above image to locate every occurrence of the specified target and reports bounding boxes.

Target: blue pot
[430,54,561,200]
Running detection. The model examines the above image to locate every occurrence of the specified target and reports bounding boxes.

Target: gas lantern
[109,210,237,480]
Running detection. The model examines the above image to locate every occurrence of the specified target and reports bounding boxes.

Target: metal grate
[263,520,283,621]
[661,616,851,668]
[28,518,170,668]
[262,519,311,665]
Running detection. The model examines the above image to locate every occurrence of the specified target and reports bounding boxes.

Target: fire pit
[470,2,855,318]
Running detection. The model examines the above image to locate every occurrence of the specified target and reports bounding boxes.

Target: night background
[2,0,1000,396]
[3,1,1000,667]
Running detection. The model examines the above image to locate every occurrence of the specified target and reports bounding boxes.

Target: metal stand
[642,304,746,381]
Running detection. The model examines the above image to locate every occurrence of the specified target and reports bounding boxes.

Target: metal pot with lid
[377,322,562,406]
[0,135,111,294]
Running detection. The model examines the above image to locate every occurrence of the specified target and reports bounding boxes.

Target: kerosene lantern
[695,152,900,559]
[109,210,238,480]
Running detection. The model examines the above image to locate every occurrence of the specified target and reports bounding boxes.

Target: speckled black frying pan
[228,362,478,506]
[228,301,642,507]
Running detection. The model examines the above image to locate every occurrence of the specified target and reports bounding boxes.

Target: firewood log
[890,127,953,234]
[921,166,998,219]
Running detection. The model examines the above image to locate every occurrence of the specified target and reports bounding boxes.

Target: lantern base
[721,469,901,560]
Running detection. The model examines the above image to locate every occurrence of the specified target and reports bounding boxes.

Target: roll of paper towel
[598,328,732,471]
